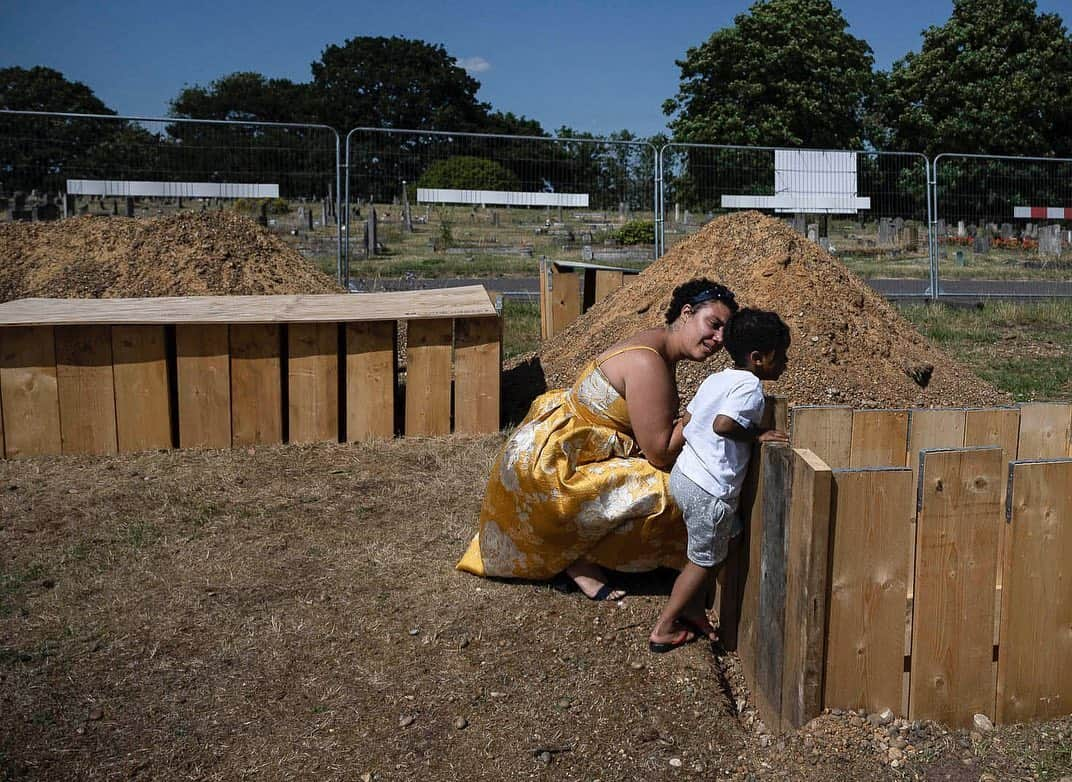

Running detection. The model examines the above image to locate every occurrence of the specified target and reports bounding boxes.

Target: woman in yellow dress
[457,278,738,616]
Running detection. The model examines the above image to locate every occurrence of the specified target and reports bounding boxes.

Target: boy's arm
[712,414,789,443]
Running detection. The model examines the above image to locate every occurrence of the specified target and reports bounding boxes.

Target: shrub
[233,197,291,215]
[616,219,655,246]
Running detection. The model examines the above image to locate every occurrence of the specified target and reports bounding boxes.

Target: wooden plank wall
[997,458,1072,724]
[910,447,1004,727]
[2,313,501,458]
[850,409,910,467]
[791,406,852,468]
[1017,402,1072,459]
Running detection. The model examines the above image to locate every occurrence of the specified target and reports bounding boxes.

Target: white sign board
[417,188,588,208]
[720,150,870,214]
[67,180,280,199]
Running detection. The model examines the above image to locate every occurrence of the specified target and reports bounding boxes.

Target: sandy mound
[0,212,342,302]
[540,212,1009,409]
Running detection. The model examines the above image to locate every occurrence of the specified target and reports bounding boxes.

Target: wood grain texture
[405,318,453,436]
[1016,402,1072,459]
[963,408,1020,460]
[55,325,118,455]
[593,269,624,302]
[230,324,283,446]
[288,323,339,444]
[112,325,172,452]
[346,321,396,441]
[910,447,1003,727]
[781,448,833,729]
[176,325,231,449]
[549,268,582,339]
[0,326,61,457]
[825,467,914,714]
[850,409,909,467]
[454,316,501,434]
[997,459,1072,723]
[791,406,853,468]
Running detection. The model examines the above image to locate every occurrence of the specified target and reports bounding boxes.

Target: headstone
[619,202,625,218]
[1025,222,1036,239]
[967,224,977,237]
[177,197,183,209]
[307,208,313,231]
[957,220,966,237]
[1039,225,1062,257]
[674,203,680,222]
[893,216,905,232]
[683,210,691,225]
[11,191,32,222]
[491,210,499,227]
[1000,223,1013,239]
[366,208,378,257]
[972,234,990,254]
[877,217,895,246]
[258,202,268,227]
[903,225,919,249]
[63,193,76,219]
[402,183,413,233]
[125,197,135,218]
[792,213,806,235]
[807,224,819,242]
[818,237,831,251]
[581,245,594,261]
[33,196,60,221]
[936,219,946,237]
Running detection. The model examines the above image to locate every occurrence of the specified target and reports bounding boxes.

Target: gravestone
[1038,225,1062,257]
[967,224,977,237]
[581,245,594,261]
[957,220,966,237]
[807,224,819,242]
[1025,223,1036,239]
[986,222,999,237]
[893,216,905,232]
[258,202,268,227]
[818,237,831,251]
[936,219,946,237]
[683,210,691,225]
[366,208,378,257]
[34,196,60,221]
[902,224,920,249]
[10,192,32,222]
[491,211,500,227]
[877,217,895,246]
[792,213,806,235]
[1000,223,1013,239]
[973,234,990,254]
[125,197,135,217]
[674,203,680,222]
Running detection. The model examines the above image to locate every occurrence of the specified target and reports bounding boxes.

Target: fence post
[926,156,939,301]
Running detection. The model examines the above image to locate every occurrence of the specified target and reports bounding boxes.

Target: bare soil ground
[2,440,1070,781]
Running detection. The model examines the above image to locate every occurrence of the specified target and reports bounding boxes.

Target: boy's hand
[757,428,790,444]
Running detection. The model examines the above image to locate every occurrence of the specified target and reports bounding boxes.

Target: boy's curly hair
[723,308,791,366]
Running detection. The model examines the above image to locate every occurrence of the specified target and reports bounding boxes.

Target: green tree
[663,0,875,148]
[417,156,521,190]
[170,71,315,123]
[876,0,1072,156]
[310,36,491,132]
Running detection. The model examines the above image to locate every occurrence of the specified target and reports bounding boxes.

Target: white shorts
[669,463,741,568]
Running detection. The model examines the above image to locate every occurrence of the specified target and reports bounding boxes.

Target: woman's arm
[619,353,683,469]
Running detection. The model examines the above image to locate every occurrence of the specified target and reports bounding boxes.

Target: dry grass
[2,439,1070,781]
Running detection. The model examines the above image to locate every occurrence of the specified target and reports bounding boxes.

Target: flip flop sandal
[588,583,625,602]
[648,628,695,654]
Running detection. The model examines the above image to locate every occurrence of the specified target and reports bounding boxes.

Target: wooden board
[176,325,231,449]
[593,269,624,302]
[781,448,833,730]
[964,408,1020,461]
[825,467,914,714]
[997,459,1072,723]
[850,409,909,467]
[454,316,501,434]
[539,260,552,341]
[1016,402,1072,459]
[112,325,172,452]
[767,395,789,435]
[907,409,966,487]
[0,286,498,326]
[230,324,283,446]
[55,325,118,455]
[910,447,1003,727]
[549,268,582,338]
[754,444,793,732]
[0,326,61,457]
[791,406,852,468]
[405,318,453,436]
[288,323,339,444]
[346,321,396,441]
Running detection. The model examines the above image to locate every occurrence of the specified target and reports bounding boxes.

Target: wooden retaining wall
[732,402,1072,732]
[538,258,639,339]
[0,287,501,458]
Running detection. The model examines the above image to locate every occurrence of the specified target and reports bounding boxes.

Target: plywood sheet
[0,287,498,326]
[850,409,909,467]
[405,318,453,436]
[0,326,61,457]
[963,408,1020,461]
[791,406,852,468]
[907,409,966,486]
[230,324,282,446]
[997,459,1072,723]
[910,447,1003,727]
[288,323,339,444]
[55,325,118,455]
[825,467,914,714]
[781,448,833,729]
[112,325,172,452]
[549,268,582,338]
[454,316,501,434]
[1016,402,1072,459]
[346,321,396,441]
[593,269,624,302]
[176,325,231,449]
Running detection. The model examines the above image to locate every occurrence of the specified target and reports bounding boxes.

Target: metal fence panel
[343,128,657,287]
[0,110,342,281]
[659,144,933,297]
[933,153,1072,298]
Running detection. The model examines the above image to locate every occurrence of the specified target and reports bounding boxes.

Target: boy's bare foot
[564,560,626,601]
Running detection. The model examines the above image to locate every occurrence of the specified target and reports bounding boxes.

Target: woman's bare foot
[564,560,626,601]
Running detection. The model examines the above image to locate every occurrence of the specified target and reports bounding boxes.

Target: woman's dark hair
[664,278,739,324]
[723,308,791,366]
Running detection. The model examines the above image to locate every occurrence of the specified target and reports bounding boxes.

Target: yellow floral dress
[457,346,686,579]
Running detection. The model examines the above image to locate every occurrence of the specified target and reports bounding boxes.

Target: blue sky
[2,0,1069,137]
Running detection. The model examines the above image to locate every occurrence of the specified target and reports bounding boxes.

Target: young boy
[649,308,791,653]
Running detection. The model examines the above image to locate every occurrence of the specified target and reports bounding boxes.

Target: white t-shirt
[675,368,766,511]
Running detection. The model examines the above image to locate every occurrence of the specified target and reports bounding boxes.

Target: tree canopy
[0,66,115,115]
[417,156,521,191]
[663,0,875,149]
[874,0,1072,156]
[170,72,315,123]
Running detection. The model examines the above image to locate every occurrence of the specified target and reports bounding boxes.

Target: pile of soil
[0,212,342,302]
[539,212,1010,409]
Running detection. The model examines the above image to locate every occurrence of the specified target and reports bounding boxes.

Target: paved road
[350,276,1072,301]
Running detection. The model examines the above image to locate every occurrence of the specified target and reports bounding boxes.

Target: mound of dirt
[540,212,1010,409]
[0,212,342,302]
